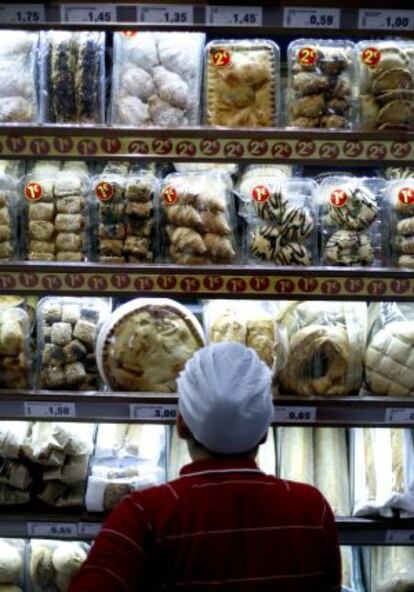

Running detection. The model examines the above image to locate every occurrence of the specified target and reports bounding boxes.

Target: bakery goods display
[204,300,277,368]
[238,175,317,265]
[110,32,205,126]
[320,176,385,266]
[388,179,414,268]
[86,424,165,512]
[275,301,367,396]
[205,39,279,127]
[37,297,110,390]
[161,173,236,264]
[29,540,90,592]
[93,170,158,263]
[0,540,24,589]
[357,40,414,131]
[0,175,17,261]
[21,170,90,262]
[288,39,354,129]
[42,31,105,124]
[0,31,38,123]
[0,308,30,389]
[365,302,414,396]
[96,298,205,392]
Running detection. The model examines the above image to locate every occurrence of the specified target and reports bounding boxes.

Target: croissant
[197,191,226,213]
[165,205,203,229]
[200,211,231,236]
[204,233,235,261]
[168,226,206,254]
[169,247,212,265]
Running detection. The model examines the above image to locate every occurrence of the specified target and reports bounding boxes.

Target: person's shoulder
[283,479,327,505]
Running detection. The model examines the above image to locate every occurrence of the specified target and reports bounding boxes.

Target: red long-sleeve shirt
[70,457,341,591]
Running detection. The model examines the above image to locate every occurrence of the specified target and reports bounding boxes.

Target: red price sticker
[163,186,178,206]
[298,47,317,66]
[362,47,381,67]
[398,187,414,206]
[211,48,231,68]
[95,181,114,202]
[252,185,270,203]
[330,189,348,208]
[24,182,43,202]
[122,31,137,38]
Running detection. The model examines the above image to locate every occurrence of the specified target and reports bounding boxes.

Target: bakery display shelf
[0,512,413,546]
[0,262,413,300]
[0,126,414,164]
[2,391,414,426]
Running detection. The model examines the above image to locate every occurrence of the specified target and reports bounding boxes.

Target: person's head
[177,342,273,458]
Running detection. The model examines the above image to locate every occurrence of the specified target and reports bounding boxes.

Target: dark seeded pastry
[49,32,76,122]
[76,32,101,123]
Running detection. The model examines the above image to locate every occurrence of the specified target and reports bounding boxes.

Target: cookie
[324,230,374,266]
[328,184,378,230]
[279,206,314,241]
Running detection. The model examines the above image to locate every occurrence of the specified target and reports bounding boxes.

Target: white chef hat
[177,342,273,454]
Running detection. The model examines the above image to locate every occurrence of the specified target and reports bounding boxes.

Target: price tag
[0,4,45,23]
[283,7,340,28]
[61,4,116,23]
[139,4,193,24]
[78,522,102,537]
[385,408,414,423]
[358,9,414,30]
[24,402,76,419]
[386,530,414,543]
[274,406,317,423]
[206,6,262,26]
[129,404,177,421]
[28,522,78,538]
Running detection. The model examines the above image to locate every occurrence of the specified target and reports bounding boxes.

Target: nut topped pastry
[288,40,355,129]
[205,39,279,127]
[97,298,205,392]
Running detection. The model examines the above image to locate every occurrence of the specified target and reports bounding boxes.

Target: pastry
[324,230,374,266]
[97,299,205,392]
[365,320,414,396]
[327,183,378,230]
[206,41,278,127]
[398,255,414,268]
[279,206,314,240]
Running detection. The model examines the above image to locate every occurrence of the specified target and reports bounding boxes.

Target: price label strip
[206,6,262,26]
[273,406,317,423]
[358,9,414,30]
[130,404,177,421]
[386,530,414,544]
[28,522,78,538]
[61,4,116,23]
[385,408,414,423]
[283,7,340,28]
[138,4,193,24]
[24,402,76,419]
[0,3,45,23]
[78,522,102,538]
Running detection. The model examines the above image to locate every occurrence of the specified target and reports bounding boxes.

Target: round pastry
[292,72,329,95]
[208,306,246,344]
[327,183,378,230]
[250,225,281,262]
[365,320,414,396]
[279,206,314,241]
[0,541,21,585]
[376,99,414,128]
[372,68,414,95]
[280,324,350,396]
[254,188,286,221]
[398,255,414,268]
[324,230,374,266]
[397,217,414,235]
[396,236,414,254]
[96,298,205,392]
[30,545,56,587]
[292,94,325,118]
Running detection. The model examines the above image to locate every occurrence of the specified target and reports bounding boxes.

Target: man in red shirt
[71,342,341,591]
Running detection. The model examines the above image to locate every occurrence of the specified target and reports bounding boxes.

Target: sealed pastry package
[287,39,355,129]
[96,298,205,392]
[0,175,18,261]
[20,171,90,262]
[161,172,237,265]
[40,31,105,124]
[94,424,165,463]
[205,39,279,127]
[275,301,367,397]
[365,302,414,397]
[278,427,314,485]
[0,539,24,587]
[29,539,90,592]
[387,178,414,268]
[0,31,39,123]
[352,428,380,516]
[0,308,30,389]
[36,297,111,390]
[203,300,277,368]
[92,172,159,263]
[238,177,318,266]
[357,40,414,131]
[314,428,350,516]
[110,31,205,127]
[319,176,387,267]
[371,546,414,592]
